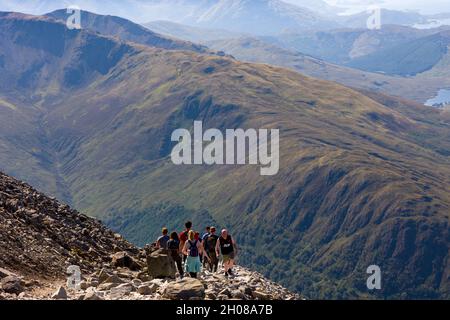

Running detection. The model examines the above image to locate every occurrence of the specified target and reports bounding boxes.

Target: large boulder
[163,278,205,300]
[0,268,17,280]
[0,276,24,295]
[146,248,176,279]
[111,251,141,271]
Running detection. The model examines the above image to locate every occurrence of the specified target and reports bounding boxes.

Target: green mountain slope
[0,12,449,299]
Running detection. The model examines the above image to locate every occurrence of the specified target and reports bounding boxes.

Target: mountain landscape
[262,25,450,64]
[0,10,449,301]
[0,171,298,300]
[145,20,450,103]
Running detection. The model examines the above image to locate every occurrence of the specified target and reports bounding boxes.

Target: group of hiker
[155,221,237,279]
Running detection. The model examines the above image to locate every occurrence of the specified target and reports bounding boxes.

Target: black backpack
[168,239,179,250]
[188,240,199,257]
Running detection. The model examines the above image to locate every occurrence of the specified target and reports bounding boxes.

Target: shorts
[222,252,235,263]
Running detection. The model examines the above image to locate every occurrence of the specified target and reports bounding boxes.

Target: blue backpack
[188,240,199,257]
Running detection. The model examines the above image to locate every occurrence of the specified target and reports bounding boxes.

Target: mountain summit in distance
[194,0,339,35]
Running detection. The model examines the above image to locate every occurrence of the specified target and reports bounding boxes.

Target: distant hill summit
[45,9,210,53]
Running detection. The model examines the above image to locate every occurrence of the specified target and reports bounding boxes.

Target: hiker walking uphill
[205,227,219,272]
[182,230,205,278]
[179,221,192,265]
[216,229,237,277]
[167,231,184,279]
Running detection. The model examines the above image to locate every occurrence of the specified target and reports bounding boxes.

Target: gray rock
[51,286,67,300]
[79,280,89,290]
[231,290,247,300]
[0,268,17,280]
[163,278,205,300]
[137,284,157,295]
[239,285,253,296]
[97,282,120,291]
[84,290,103,300]
[0,276,23,295]
[219,288,231,297]
[205,290,217,300]
[252,290,272,300]
[110,283,134,298]
[146,248,177,279]
[98,269,111,284]
[131,279,142,287]
[111,252,141,271]
[102,274,124,285]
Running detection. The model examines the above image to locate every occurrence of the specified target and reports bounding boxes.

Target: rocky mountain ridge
[0,171,298,300]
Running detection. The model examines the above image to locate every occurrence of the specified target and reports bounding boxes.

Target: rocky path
[2,265,300,300]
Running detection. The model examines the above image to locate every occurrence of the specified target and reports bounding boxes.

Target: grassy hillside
[0,12,449,299]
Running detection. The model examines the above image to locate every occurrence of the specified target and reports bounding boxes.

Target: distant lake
[425,89,450,107]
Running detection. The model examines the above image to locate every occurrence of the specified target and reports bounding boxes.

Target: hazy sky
[0,0,448,18]
[325,0,450,14]
[284,0,449,15]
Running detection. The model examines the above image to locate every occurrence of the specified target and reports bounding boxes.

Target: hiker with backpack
[216,229,237,277]
[182,230,205,278]
[167,231,184,279]
[205,226,219,272]
[179,221,192,265]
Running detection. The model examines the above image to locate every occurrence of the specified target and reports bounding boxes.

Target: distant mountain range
[0,11,449,299]
[347,30,450,76]
[145,20,450,103]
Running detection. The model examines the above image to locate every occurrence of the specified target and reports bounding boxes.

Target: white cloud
[322,0,450,15]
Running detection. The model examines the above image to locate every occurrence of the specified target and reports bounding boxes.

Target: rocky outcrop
[0,172,137,279]
[1,276,24,295]
[146,248,177,279]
